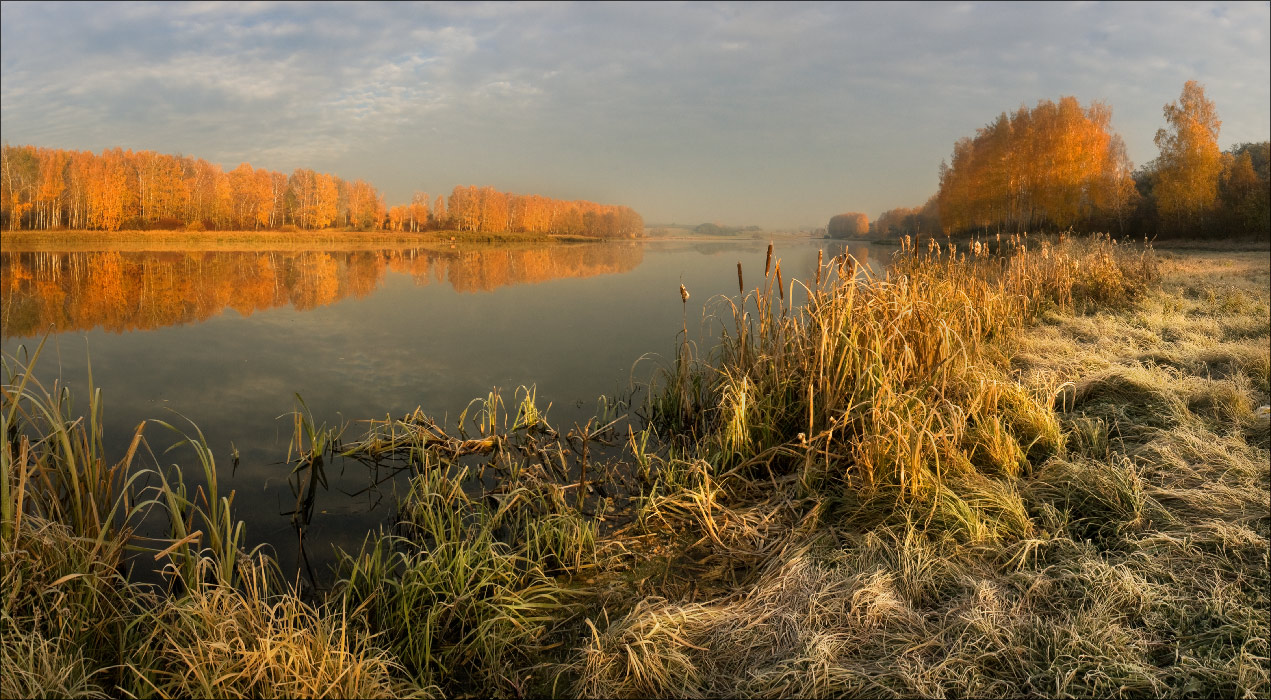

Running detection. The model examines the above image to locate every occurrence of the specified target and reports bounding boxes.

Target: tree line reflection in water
[1,243,644,338]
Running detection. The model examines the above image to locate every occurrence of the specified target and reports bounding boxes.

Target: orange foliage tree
[936,96,1136,234]
[0,145,642,237]
[827,212,869,238]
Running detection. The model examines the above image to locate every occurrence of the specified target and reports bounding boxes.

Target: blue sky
[2,1,1268,228]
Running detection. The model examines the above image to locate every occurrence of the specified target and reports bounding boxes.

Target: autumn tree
[1,145,37,230]
[288,169,338,229]
[827,212,869,238]
[448,186,480,232]
[229,163,271,230]
[1218,141,1270,236]
[432,194,447,229]
[408,191,429,232]
[873,196,941,238]
[936,96,1136,234]
[1152,80,1224,231]
[0,144,644,237]
[345,179,384,230]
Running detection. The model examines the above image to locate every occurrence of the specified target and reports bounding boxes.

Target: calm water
[1,237,892,581]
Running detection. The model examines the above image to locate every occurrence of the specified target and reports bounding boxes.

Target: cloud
[3,1,1267,227]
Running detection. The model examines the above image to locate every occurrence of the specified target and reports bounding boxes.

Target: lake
[1,236,893,583]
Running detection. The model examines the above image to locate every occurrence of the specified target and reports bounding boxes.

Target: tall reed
[653,234,1157,502]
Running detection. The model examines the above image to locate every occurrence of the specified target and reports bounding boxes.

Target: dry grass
[571,235,1268,698]
[3,233,1267,698]
[1,353,429,699]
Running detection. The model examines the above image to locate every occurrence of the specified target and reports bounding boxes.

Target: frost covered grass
[4,236,1267,698]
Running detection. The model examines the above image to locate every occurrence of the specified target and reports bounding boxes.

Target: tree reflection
[1,243,644,338]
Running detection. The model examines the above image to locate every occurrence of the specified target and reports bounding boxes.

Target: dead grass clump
[123,579,416,699]
[334,466,572,694]
[1058,365,1189,433]
[0,628,107,700]
[1127,425,1268,523]
[0,513,137,696]
[1220,314,1271,342]
[1125,525,1271,697]
[1024,455,1168,545]
[927,475,1035,546]
[1183,375,1256,431]
[1201,345,1271,394]
[574,551,932,698]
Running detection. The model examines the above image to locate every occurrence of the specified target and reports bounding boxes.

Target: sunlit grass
[3,234,1267,698]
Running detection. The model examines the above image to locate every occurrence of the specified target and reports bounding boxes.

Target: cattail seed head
[679,283,689,303]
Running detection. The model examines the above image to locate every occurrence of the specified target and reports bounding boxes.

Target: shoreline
[0,229,631,252]
[2,234,1267,698]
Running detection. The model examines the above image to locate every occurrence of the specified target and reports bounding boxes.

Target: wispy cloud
[3,1,1267,227]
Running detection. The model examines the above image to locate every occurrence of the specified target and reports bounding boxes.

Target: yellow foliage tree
[1152,80,1223,230]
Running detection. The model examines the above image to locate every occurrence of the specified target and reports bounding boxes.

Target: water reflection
[1,243,645,338]
[0,237,892,585]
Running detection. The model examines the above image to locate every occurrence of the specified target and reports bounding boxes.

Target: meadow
[2,233,1267,698]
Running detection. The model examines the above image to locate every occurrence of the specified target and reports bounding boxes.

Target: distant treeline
[692,223,763,236]
[0,146,643,238]
[857,81,1269,240]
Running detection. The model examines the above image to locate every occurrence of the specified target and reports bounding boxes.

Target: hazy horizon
[3,1,1268,228]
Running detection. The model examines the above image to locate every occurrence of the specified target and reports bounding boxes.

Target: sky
[2,1,1269,229]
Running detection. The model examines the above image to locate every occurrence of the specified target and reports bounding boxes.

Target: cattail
[816,249,823,287]
[775,261,784,301]
[679,283,689,303]
[737,262,744,295]
[764,242,773,277]
[903,234,911,251]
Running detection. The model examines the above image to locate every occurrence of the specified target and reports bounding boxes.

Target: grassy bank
[3,234,1267,697]
[0,229,615,253]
